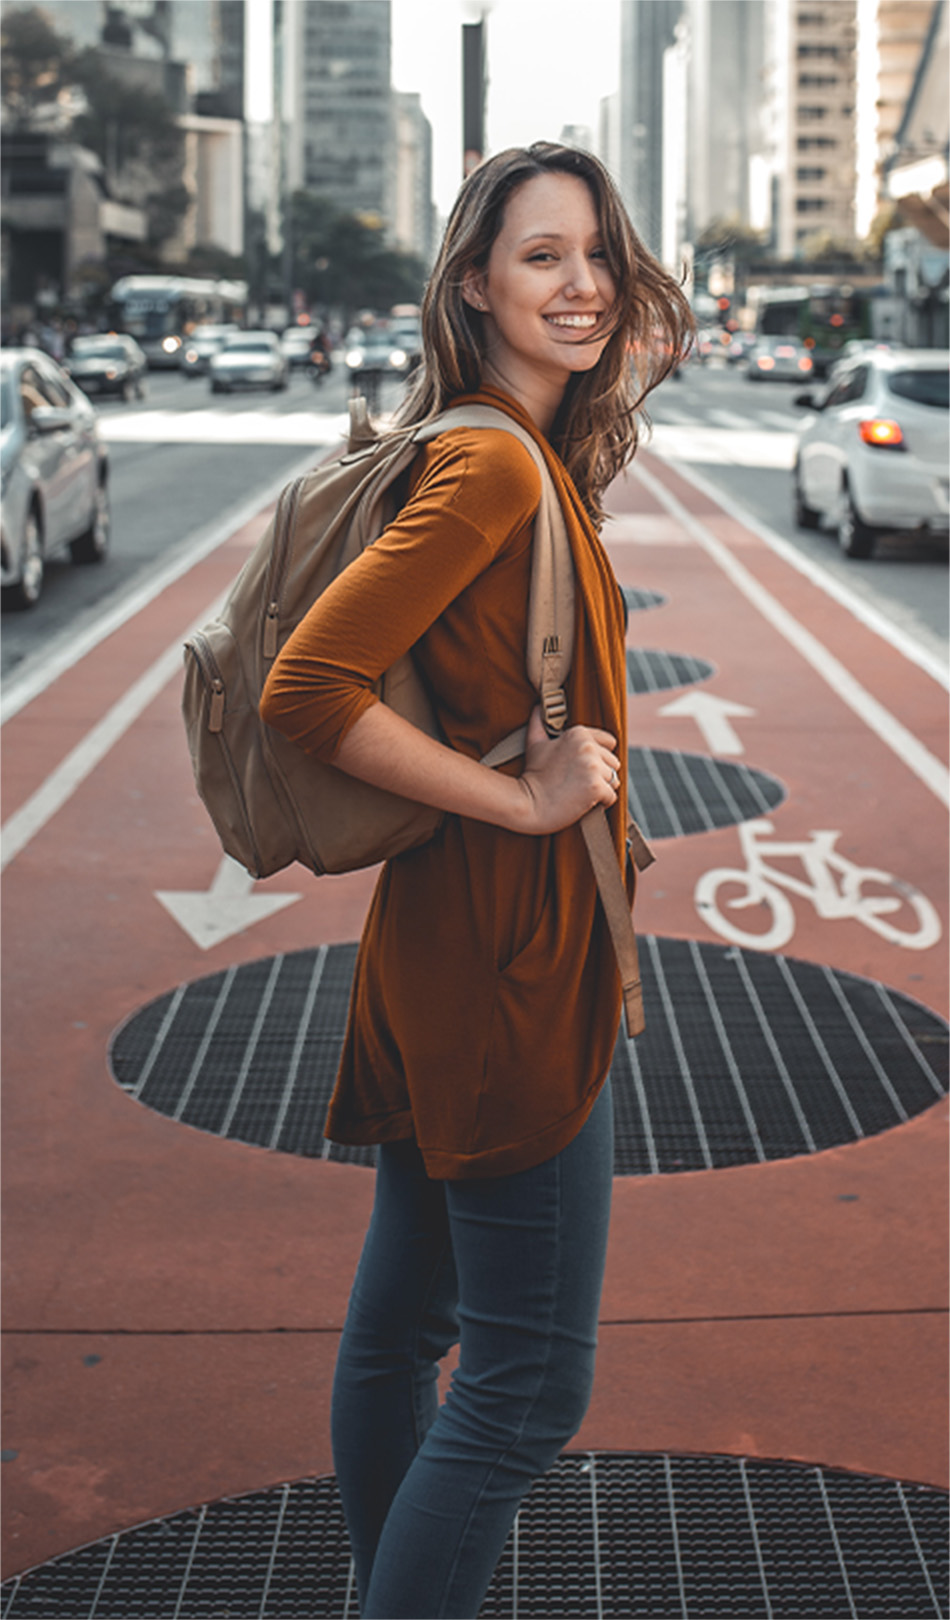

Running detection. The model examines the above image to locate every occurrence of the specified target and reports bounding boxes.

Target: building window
[796,197,828,213]
[797,106,829,121]
[796,166,828,181]
[797,43,839,58]
[797,10,826,22]
[798,73,839,87]
[797,135,836,150]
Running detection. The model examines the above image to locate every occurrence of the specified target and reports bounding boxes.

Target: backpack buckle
[541,687,568,736]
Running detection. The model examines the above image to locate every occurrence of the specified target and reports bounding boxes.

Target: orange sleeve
[259,429,542,761]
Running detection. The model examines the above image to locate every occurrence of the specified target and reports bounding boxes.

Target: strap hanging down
[416,403,650,1039]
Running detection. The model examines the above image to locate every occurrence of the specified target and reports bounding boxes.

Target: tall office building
[765,0,858,255]
[283,0,393,227]
[618,0,681,252]
[684,0,767,240]
[393,90,434,265]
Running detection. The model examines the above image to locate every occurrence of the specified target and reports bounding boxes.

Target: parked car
[65,333,147,401]
[792,348,949,558]
[180,323,240,377]
[746,335,814,382]
[387,316,423,376]
[725,331,757,367]
[209,331,289,393]
[1,348,110,608]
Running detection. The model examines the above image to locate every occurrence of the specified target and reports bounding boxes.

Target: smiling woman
[259,141,693,1620]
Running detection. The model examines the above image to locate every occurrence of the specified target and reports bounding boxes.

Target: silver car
[746,336,815,383]
[209,331,289,394]
[180,323,240,377]
[792,349,949,557]
[1,348,110,608]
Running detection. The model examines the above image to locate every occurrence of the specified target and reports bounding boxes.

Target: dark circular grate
[1,1453,945,1619]
[626,648,714,693]
[623,585,668,613]
[108,940,948,1174]
[627,747,785,839]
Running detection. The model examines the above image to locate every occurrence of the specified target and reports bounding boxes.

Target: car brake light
[757,356,775,370]
[798,356,813,370]
[858,418,905,449]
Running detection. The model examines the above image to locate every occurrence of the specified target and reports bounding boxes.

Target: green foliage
[290,191,427,318]
[71,47,183,172]
[0,5,74,122]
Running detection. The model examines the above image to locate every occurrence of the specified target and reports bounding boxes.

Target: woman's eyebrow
[518,231,601,245]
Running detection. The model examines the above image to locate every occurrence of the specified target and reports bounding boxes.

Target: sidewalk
[2,446,947,1605]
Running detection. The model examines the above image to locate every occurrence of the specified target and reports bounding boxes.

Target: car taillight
[757,356,775,370]
[858,418,905,449]
[798,356,813,371]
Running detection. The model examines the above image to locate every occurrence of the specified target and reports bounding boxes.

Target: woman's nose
[563,255,598,297]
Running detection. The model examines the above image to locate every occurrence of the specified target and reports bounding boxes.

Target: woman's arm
[334,701,620,836]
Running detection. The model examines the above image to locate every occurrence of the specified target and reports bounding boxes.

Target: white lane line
[634,462,950,809]
[1,588,227,871]
[647,452,949,691]
[1,448,322,724]
[99,409,351,445]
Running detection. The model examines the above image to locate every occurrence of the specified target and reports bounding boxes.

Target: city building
[283,0,394,228]
[393,90,435,266]
[684,0,767,242]
[883,0,948,345]
[618,0,681,253]
[766,0,859,256]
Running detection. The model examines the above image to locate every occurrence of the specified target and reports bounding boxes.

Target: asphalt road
[2,355,946,690]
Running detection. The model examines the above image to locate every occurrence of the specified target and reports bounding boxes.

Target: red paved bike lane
[2,450,947,1577]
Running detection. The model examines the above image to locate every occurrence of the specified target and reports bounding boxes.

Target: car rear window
[887,369,948,409]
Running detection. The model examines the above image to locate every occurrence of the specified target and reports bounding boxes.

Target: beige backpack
[183,400,649,1034]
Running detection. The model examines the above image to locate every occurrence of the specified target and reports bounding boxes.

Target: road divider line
[1,449,322,726]
[634,461,950,811]
[647,451,949,691]
[1,591,226,871]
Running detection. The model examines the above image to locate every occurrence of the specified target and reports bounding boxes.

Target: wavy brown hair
[394,142,695,525]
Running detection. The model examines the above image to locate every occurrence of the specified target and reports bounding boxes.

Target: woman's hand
[516,706,621,834]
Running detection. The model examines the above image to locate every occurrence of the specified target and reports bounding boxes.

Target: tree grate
[626,648,715,693]
[623,585,668,613]
[107,939,948,1174]
[627,747,785,838]
[1,1453,945,1619]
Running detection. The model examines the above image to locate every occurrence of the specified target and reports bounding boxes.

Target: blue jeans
[330,1079,614,1619]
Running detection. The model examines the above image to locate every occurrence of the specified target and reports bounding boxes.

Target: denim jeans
[330,1079,614,1619]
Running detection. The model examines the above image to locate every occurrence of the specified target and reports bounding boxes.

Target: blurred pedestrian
[261,142,692,1618]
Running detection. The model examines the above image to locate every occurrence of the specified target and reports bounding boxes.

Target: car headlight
[185,349,198,363]
[105,367,118,379]
[389,348,407,368]
[346,348,365,368]
[162,336,181,354]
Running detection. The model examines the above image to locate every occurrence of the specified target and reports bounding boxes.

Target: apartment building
[771,0,858,255]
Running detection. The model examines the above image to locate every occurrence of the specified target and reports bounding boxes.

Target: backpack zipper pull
[208,677,225,732]
[263,601,279,659]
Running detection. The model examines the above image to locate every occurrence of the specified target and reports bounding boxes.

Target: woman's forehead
[499,172,599,239]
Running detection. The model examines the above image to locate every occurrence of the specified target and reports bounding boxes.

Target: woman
[261,143,692,1618]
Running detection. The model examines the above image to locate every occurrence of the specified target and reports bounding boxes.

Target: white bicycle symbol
[695,820,942,951]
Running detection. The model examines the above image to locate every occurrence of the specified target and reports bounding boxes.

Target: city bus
[747,283,875,378]
[108,276,248,368]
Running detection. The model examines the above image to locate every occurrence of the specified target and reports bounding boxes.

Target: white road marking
[99,408,350,445]
[634,462,950,809]
[645,423,798,469]
[654,454,950,691]
[658,691,756,754]
[155,856,301,950]
[1,589,227,870]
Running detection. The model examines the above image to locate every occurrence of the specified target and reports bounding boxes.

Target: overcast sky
[390,0,622,217]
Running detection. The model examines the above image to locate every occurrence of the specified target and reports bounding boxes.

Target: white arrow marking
[155,856,302,950]
[658,692,757,755]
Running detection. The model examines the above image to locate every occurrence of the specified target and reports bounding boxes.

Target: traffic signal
[716,296,732,327]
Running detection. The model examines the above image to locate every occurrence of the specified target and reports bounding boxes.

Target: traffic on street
[3,347,946,692]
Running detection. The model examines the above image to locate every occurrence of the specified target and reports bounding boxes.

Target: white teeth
[546,314,598,328]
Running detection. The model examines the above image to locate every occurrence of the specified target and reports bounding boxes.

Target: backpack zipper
[187,630,226,732]
[263,477,305,660]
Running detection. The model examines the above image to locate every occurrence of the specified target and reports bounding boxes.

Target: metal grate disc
[108,940,947,1174]
[622,586,668,613]
[626,649,715,693]
[627,747,785,838]
[2,1454,945,1619]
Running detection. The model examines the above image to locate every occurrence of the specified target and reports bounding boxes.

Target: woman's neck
[479,359,565,437]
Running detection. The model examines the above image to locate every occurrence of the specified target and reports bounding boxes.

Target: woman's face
[464,171,616,420]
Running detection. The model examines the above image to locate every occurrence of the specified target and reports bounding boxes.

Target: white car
[180,323,240,376]
[1,348,110,608]
[792,349,949,558]
[208,331,289,394]
[746,335,815,382]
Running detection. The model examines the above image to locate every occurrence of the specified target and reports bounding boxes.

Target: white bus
[108,276,248,367]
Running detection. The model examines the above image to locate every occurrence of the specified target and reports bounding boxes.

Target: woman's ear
[461,272,488,314]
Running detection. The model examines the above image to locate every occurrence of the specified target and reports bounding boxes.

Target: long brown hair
[395,142,695,525]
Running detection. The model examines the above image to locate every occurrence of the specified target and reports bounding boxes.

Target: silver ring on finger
[610,769,619,788]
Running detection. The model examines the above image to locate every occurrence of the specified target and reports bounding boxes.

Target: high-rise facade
[768,0,858,255]
[684,0,767,240]
[618,0,681,252]
[393,90,434,265]
[284,0,393,226]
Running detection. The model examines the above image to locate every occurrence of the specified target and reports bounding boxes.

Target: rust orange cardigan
[260,386,629,1179]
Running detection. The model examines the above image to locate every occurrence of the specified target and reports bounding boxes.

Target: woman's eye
[528,251,556,263]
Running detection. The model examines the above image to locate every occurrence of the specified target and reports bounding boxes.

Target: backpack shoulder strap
[415,406,575,741]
